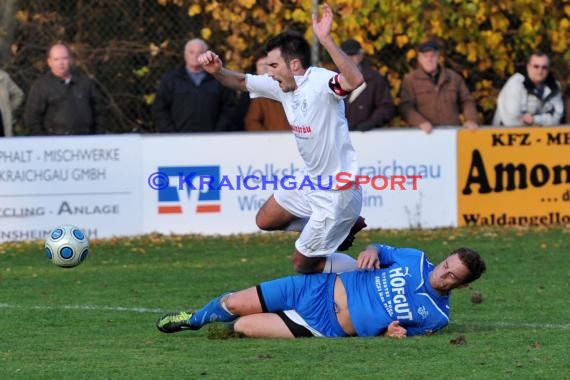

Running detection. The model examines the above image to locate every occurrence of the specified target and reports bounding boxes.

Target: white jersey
[246,67,358,187]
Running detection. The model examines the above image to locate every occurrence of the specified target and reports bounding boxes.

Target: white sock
[284,218,309,232]
[322,253,357,273]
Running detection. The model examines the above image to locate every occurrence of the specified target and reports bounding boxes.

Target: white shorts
[274,174,362,257]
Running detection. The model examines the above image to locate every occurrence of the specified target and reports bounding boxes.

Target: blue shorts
[258,274,347,337]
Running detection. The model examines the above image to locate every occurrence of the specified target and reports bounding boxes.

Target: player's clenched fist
[198,51,222,74]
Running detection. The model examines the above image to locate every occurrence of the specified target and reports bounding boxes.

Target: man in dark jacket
[152,39,238,133]
[340,39,395,131]
[25,43,104,135]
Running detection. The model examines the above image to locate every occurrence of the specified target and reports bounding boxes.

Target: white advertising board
[351,129,457,228]
[141,130,457,235]
[0,130,457,241]
[141,133,303,235]
[0,135,142,242]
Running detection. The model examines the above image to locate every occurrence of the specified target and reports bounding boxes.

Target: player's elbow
[354,72,364,88]
[237,77,248,92]
[347,72,364,91]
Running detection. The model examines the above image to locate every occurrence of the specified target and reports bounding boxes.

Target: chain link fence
[7,0,208,134]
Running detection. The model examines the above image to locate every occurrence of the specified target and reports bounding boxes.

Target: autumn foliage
[170,0,570,124]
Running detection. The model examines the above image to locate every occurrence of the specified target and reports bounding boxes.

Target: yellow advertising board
[457,126,570,226]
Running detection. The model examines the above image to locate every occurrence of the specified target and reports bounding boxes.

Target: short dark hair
[528,51,549,63]
[250,48,267,73]
[264,31,311,69]
[451,247,486,285]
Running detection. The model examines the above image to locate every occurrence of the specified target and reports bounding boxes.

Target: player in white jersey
[156,244,486,338]
[198,4,367,274]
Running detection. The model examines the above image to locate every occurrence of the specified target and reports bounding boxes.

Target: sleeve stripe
[328,74,350,96]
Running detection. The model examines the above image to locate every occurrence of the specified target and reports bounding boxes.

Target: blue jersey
[339,244,450,337]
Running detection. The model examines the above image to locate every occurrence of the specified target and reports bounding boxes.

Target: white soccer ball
[45,224,89,268]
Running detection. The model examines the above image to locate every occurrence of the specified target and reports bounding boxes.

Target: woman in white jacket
[0,69,24,137]
[493,52,563,126]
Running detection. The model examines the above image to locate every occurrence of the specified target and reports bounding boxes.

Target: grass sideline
[0,227,568,379]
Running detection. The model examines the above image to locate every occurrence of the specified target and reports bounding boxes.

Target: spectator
[152,38,238,133]
[244,50,290,131]
[339,39,395,131]
[24,43,104,135]
[0,69,24,137]
[565,87,570,124]
[232,88,250,131]
[399,40,478,133]
[493,52,564,126]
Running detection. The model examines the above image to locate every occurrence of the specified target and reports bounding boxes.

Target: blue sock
[189,293,236,328]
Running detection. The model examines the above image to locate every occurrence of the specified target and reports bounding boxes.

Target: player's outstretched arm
[198,50,247,92]
[312,3,363,91]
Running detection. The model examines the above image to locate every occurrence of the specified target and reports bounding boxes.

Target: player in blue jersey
[156,244,486,338]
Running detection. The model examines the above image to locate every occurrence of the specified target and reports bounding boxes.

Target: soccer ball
[45,224,89,268]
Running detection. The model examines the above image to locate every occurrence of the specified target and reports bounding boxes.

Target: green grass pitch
[1,227,568,379]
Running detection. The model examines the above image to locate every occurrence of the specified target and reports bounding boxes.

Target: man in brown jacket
[399,40,478,134]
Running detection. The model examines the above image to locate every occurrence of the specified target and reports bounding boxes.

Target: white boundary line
[1,303,569,330]
[0,303,165,314]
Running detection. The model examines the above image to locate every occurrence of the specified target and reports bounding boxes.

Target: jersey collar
[294,66,313,87]
[425,269,449,299]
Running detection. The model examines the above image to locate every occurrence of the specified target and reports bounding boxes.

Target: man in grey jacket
[0,69,24,137]
[493,52,563,127]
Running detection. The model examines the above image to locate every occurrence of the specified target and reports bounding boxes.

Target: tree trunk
[0,0,19,66]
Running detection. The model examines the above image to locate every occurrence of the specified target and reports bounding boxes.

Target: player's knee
[255,212,285,231]
[255,212,272,231]
[222,294,240,315]
[291,253,323,274]
[233,318,254,337]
